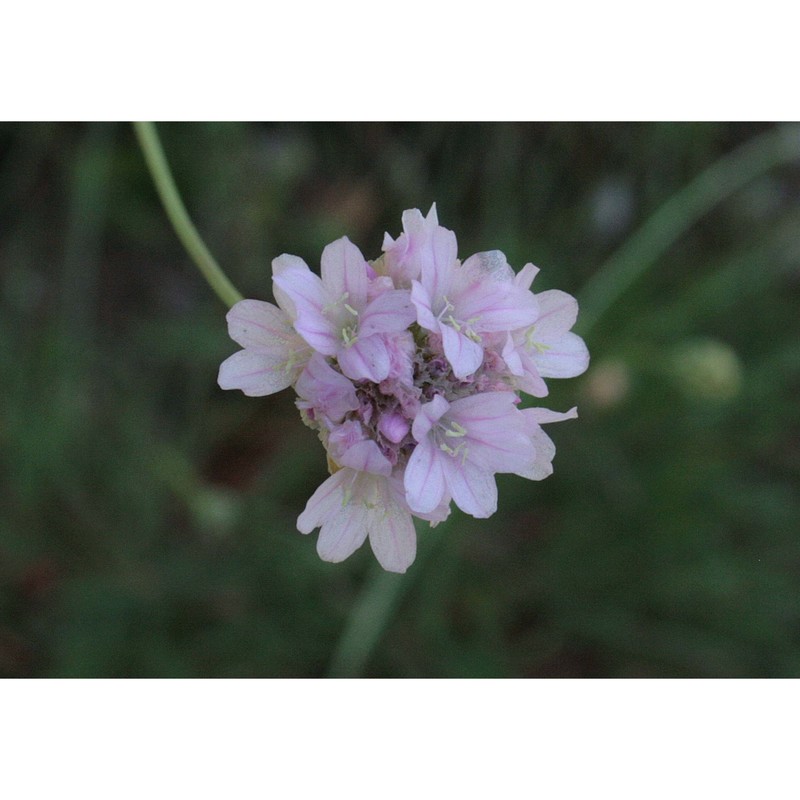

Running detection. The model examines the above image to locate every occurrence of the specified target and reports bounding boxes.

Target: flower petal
[404,439,447,514]
[337,335,391,382]
[217,349,294,396]
[440,324,484,379]
[533,332,590,378]
[454,280,539,333]
[411,394,450,442]
[317,504,370,564]
[532,290,579,337]
[368,486,417,573]
[273,265,338,355]
[514,415,556,481]
[226,299,295,351]
[338,439,393,476]
[443,459,498,518]
[514,262,540,291]
[271,254,310,318]
[359,290,416,337]
[410,280,440,332]
[527,406,578,425]
[320,236,368,312]
[448,392,534,474]
[295,353,359,423]
[461,250,515,283]
[297,470,349,534]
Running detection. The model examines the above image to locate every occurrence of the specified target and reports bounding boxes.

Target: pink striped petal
[443,459,497,518]
[404,439,447,514]
[337,335,391,382]
[533,290,579,337]
[359,290,416,337]
[440,324,484,379]
[320,236,368,311]
[217,350,294,397]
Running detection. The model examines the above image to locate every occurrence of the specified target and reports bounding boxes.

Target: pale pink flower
[500,263,590,396]
[218,205,588,573]
[297,468,417,573]
[404,392,534,518]
[218,299,311,396]
[410,247,539,379]
[273,236,415,383]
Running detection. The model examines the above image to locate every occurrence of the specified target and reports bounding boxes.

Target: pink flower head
[218,206,589,572]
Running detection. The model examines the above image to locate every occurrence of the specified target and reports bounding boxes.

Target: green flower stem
[577,124,800,336]
[326,518,447,677]
[133,122,243,309]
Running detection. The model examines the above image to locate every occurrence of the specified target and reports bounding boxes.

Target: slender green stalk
[133,122,243,308]
[577,124,800,336]
[327,568,406,677]
[326,519,446,677]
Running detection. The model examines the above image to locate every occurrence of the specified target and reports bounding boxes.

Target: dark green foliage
[0,122,798,677]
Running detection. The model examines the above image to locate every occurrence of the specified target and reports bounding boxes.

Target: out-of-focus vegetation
[1,122,798,677]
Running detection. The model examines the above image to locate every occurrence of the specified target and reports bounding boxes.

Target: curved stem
[133,122,243,308]
[326,518,446,677]
[577,124,800,335]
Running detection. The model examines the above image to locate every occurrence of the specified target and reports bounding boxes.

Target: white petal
[317,504,369,564]
[297,471,349,534]
[320,237,368,311]
[514,263,540,290]
[527,406,578,425]
[440,324,484,379]
[226,300,294,351]
[533,332,590,378]
[368,493,417,574]
[338,439,393,477]
[533,290,579,337]
[515,423,556,481]
[443,459,498,519]
[404,439,447,514]
[217,350,294,396]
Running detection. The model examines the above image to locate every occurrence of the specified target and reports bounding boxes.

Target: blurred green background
[1,122,799,677]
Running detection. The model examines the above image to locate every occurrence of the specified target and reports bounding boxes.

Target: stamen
[464,329,482,344]
[445,421,467,437]
[343,303,359,317]
[341,327,359,348]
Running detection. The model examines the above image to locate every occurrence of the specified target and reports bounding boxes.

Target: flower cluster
[218,206,589,572]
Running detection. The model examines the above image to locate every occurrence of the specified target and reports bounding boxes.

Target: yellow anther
[343,303,359,317]
[341,327,359,348]
[445,421,467,438]
[465,329,482,344]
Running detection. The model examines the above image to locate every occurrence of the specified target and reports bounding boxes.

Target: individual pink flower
[410,246,540,379]
[381,203,447,288]
[273,236,415,383]
[218,299,311,396]
[500,263,590,396]
[404,392,535,518]
[294,352,359,425]
[297,468,416,573]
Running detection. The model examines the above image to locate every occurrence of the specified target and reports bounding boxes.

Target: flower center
[437,296,482,343]
[436,419,469,462]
